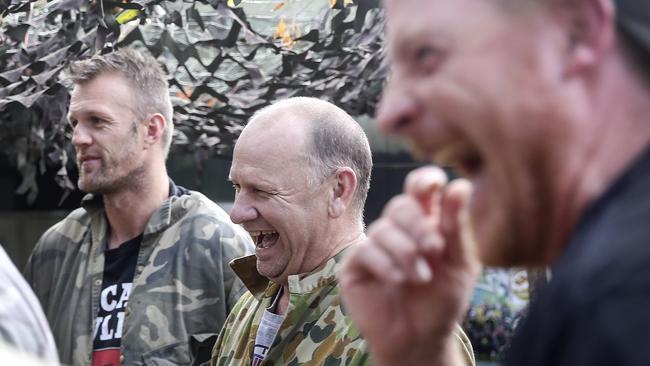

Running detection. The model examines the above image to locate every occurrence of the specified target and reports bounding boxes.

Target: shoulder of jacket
[176,191,231,221]
[28,207,97,270]
[176,191,251,241]
[36,207,94,247]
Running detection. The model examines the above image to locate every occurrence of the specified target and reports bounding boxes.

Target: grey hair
[61,48,174,158]
[251,97,373,217]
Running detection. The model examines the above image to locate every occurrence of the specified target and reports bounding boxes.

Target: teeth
[432,143,469,167]
[250,230,279,249]
[433,143,479,167]
[248,230,277,237]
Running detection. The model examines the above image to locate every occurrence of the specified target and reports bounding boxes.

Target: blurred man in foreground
[211,97,475,365]
[340,0,650,365]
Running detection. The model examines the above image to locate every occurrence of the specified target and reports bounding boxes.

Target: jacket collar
[81,178,191,244]
[230,247,351,300]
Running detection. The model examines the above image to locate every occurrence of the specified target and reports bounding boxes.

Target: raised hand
[338,166,481,366]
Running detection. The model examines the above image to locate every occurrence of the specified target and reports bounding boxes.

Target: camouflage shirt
[211,248,369,366]
[25,186,254,366]
[211,249,476,366]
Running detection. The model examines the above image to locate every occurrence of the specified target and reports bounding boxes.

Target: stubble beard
[77,149,146,195]
[256,259,286,284]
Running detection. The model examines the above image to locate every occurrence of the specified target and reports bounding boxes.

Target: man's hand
[338,166,481,366]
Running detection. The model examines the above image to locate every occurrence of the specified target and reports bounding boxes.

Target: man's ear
[143,113,167,149]
[328,167,357,218]
[563,0,615,77]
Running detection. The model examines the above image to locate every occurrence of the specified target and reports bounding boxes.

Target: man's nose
[229,196,258,224]
[375,81,420,136]
[71,124,92,147]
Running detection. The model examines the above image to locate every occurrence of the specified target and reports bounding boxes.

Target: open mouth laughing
[249,230,279,250]
[432,142,484,179]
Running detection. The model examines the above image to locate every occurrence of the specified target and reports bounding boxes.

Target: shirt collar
[81,178,191,241]
[230,247,351,300]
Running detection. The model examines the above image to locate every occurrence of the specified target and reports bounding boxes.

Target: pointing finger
[404,166,448,219]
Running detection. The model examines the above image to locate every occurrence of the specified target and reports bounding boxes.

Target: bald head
[244,97,372,217]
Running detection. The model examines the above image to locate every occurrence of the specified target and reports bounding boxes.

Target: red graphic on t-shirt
[93,283,131,366]
[92,348,120,366]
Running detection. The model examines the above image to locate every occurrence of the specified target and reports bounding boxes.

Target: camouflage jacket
[211,249,476,366]
[25,186,253,366]
[210,248,369,366]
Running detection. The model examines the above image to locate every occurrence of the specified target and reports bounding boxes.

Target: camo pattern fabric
[211,247,475,366]
[24,188,254,366]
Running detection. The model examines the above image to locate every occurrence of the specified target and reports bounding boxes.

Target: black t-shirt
[506,146,650,366]
[92,234,142,366]
[91,180,189,366]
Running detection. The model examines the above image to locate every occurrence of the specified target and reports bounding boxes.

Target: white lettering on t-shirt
[100,284,118,312]
[93,283,132,342]
[114,312,126,339]
[116,284,131,309]
[100,314,114,341]
[93,317,102,339]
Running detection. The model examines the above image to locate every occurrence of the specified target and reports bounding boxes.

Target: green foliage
[0,0,387,204]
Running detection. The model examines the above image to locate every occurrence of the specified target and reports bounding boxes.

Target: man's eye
[413,45,444,75]
[254,188,275,198]
[232,184,241,193]
[91,117,104,124]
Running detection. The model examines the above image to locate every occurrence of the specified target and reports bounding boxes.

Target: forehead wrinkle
[231,163,275,186]
[231,154,307,194]
[385,0,513,49]
[233,127,305,169]
[68,98,121,120]
[69,73,139,120]
[233,127,313,191]
[243,111,309,151]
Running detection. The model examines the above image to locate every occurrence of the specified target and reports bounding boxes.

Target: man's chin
[78,179,108,195]
[77,181,91,193]
[479,246,514,267]
[476,228,521,268]
[256,264,285,284]
[478,236,547,268]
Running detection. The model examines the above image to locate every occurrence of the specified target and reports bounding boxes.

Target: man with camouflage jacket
[24,48,253,366]
[210,97,474,366]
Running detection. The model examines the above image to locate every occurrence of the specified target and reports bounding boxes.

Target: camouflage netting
[0,0,387,203]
